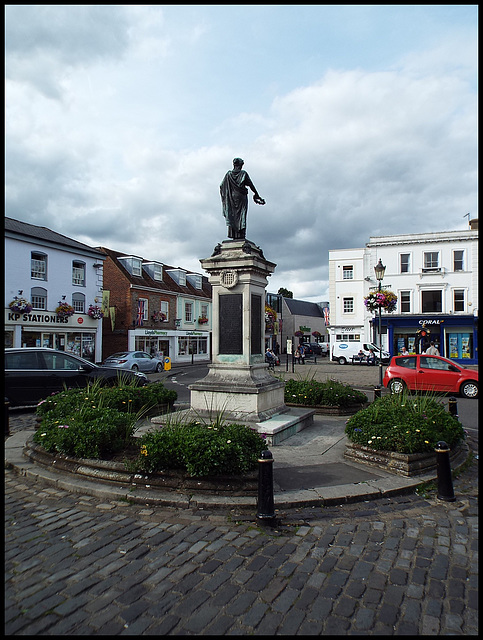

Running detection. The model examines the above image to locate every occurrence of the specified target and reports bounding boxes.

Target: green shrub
[33,407,136,458]
[136,422,268,476]
[345,392,465,454]
[33,379,177,459]
[284,377,367,407]
[36,380,177,419]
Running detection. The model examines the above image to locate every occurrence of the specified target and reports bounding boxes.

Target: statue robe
[220,169,257,238]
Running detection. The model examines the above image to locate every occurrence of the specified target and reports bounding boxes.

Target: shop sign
[5,309,97,327]
[143,329,169,336]
[418,319,444,325]
[299,326,311,332]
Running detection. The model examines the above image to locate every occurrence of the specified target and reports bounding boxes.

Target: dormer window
[143,262,163,281]
[167,269,186,286]
[187,273,202,289]
[118,256,143,276]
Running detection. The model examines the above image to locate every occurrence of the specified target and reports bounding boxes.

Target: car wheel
[338,357,347,365]
[131,364,139,372]
[460,381,478,399]
[388,379,406,394]
[155,363,163,373]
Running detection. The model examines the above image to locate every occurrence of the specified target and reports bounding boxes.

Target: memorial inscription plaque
[219,294,243,354]
[251,294,262,355]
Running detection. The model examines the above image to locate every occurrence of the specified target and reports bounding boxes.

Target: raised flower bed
[344,392,467,475]
[284,378,368,415]
[30,381,266,495]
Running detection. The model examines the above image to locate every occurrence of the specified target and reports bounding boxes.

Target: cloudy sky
[5,5,477,302]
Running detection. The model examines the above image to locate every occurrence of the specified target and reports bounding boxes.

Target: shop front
[5,309,102,362]
[129,328,211,364]
[378,315,478,365]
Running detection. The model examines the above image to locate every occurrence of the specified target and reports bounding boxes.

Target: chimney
[469,218,478,230]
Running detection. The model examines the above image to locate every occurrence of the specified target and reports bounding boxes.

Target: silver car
[102,351,165,373]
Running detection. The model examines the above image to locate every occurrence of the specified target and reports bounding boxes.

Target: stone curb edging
[285,402,369,416]
[344,442,468,477]
[5,429,471,511]
[23,439,258,496]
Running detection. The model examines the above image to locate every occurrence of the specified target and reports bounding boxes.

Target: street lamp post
[374,258,386,391]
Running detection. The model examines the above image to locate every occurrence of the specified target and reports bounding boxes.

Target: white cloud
[5,6,477,301]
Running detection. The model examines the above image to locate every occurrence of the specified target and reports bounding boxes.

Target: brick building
[98,247,212,364]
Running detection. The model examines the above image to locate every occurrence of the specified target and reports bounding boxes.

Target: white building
[5,218,106,361]
[328,222,478,364]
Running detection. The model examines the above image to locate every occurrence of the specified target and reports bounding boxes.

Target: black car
[301,343,325,357]
[5,348,149,407]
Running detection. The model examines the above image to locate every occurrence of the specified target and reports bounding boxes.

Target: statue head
[233,157,244,168]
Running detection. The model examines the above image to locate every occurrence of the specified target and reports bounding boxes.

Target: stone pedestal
[189,239,313,439]
[190,239,285,422]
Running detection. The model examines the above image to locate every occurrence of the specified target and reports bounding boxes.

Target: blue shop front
[372,314,478,365]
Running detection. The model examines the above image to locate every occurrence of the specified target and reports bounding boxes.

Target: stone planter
[285,402,369,416]
[23,439,258,496]
[344,441,468,477]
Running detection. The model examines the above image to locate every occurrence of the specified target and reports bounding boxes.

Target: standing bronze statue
[220,158,265,239]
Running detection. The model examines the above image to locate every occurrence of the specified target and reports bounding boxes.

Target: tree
[278,287,293,298]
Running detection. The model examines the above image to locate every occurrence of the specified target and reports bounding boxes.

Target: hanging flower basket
[152,312,167,322]
[55,301,75,318]
[312,331,322,338]
[9,296,33,314]
[87,304,104,319]
[294,330,304,337]
[364,290,397,313]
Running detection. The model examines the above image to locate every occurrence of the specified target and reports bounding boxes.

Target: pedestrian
[425,341,440,356]
[299,344,305,364]
[367,348,376,365]
[400,346,409,355]
[294,348,301,364]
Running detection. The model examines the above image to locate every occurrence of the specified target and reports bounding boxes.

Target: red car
[383,354,478,398]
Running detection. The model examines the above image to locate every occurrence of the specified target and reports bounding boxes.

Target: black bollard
[5,399,10,437]
[435,441,455,502]
[374,386,382,400]
[256,449,276,526]
[448,397,458,419]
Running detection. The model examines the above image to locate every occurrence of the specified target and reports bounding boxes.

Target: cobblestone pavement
[5,410,479,635]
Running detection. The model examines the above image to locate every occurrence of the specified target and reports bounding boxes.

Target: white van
[331,341,391,365]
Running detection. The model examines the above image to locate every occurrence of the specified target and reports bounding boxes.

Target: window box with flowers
[56,301,75,318]
[364,290,397,313]
[152,312,167,323]
[198,316,209,325]
[88,305,104,320]
[9,294,33,314]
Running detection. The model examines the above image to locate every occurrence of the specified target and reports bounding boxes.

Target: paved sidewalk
[5,456,478,635]
[4,398,479,635]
